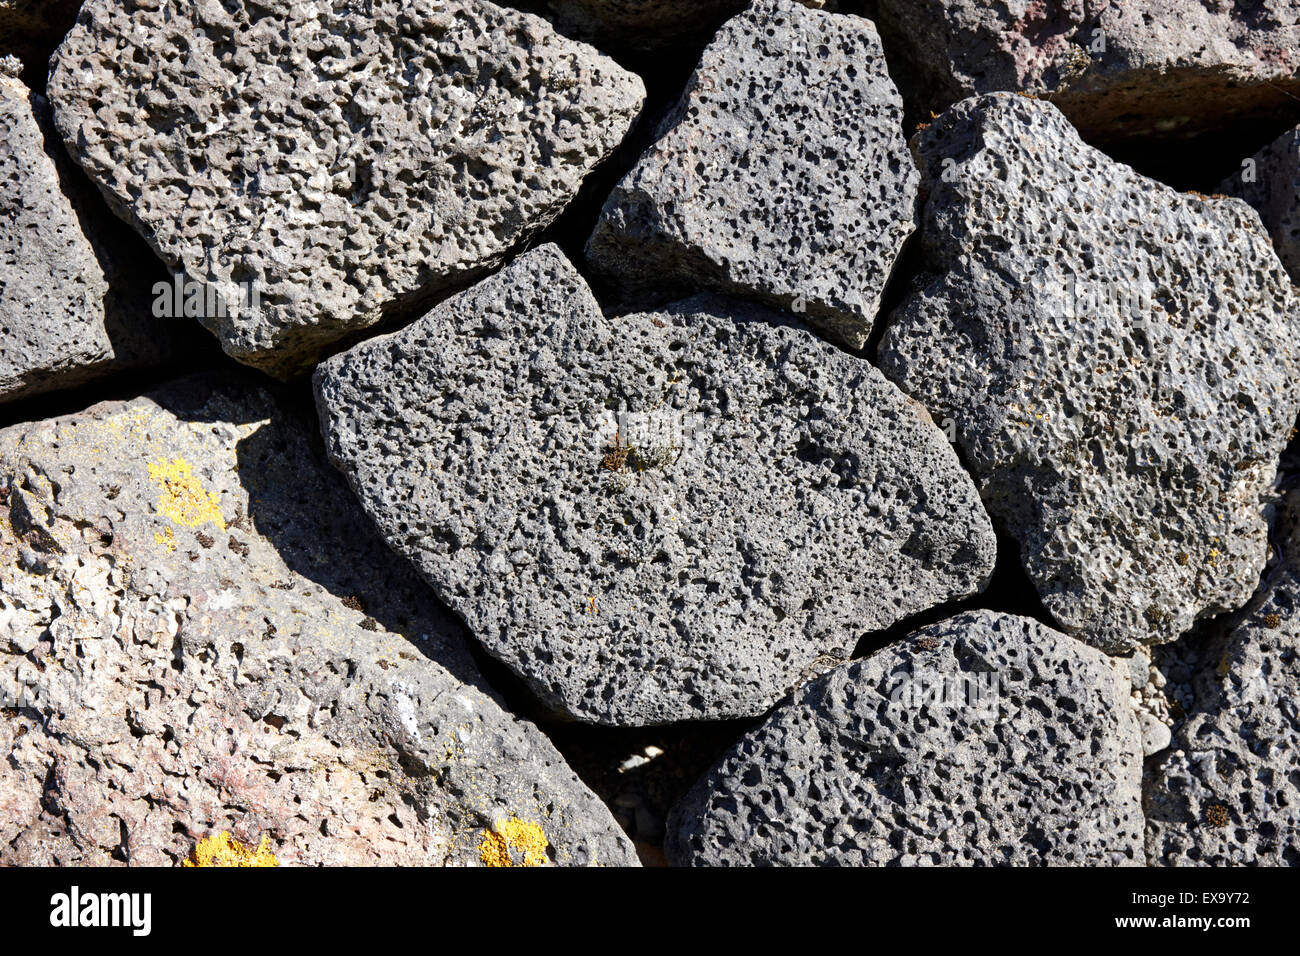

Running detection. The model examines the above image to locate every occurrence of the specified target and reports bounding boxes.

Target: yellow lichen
[154,526,176,552]
[183,832,279,867]
[148,457,226,530]
[478,817,549,867]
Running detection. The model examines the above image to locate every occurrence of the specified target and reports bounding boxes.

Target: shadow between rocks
[151,373,488,693]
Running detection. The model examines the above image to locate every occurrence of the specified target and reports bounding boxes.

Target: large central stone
[314,244,996,726]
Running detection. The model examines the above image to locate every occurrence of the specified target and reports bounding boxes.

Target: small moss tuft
[1204,804,1230,829]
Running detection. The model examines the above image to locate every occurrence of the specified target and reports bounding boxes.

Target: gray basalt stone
[1,69,169,404]
[667,610,1146,866]
[869,0,1300,145]
[0,376,637,867]
[586,0,916,350]
[1219,124,1300,284]
[46,0,645,377]
[879,93,1300,656]
[1145,488,1300,866]
[314,244,996,727]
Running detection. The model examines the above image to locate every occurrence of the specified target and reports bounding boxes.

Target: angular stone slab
[668,611,1145,865]
[879,94,1300,655]
[1,69,170,404]
[1145,489,1300,866]
[315,244,996,726]
[0,376,637,867]
[871,0,1300,145]
[1219,124,1300,284]
[586,0,916,350]
[47,0,646,376]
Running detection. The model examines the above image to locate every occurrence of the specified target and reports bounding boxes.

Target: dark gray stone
[668,610,1145,866]
[1219,124,1300,284]
[587,0,916,350]
[47,0,645,376]
[315,244,996,726]
[1145,488,1300,866]
[879,93,1300,655]
[1,69,171,404]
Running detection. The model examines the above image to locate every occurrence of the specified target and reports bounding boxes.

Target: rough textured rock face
[1220,124,1300,284]
[533,0,832,56]
[869,0,1300,144]
[0,69,170,404]
[668,611,1145,866]
[315,244,996,727]
[879,94,1300,655]
[0,70,109,402]
[0,0,80,68]
[586,0,916,350]
[46,0,645,377]
[0,377,637,866]
[1145,489,1300,866]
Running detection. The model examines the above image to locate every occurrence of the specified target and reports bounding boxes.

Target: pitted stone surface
[1,71,169,404]
[586,0,916,350]
[47,0,645,376]
[870,0,1300,144]
[1,71,109,401]
[1145,489,1300,866]
[1220,124,1300,284]
[667,610,1145,866]
[0,376,636,867]
[315,244,995,726]
[879,94,1300,655]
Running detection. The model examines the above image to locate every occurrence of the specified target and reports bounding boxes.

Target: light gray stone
[1,70,169,404]
[879,93,1300,655]
[667,610,1146,866]
[870,0,1300,144]
[1145,488,1300,866]
[1139,711,1172,757]
[587,0,916,350]
[47,0,645,376]
[1219,124,1300,284]
[1126,646,1151,691]
[0,375,637,867]
[314,244,996,726]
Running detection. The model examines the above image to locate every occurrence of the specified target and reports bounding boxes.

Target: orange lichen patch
[478,817,549,867]
[183,832,279,867]
[148,457,226,530]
